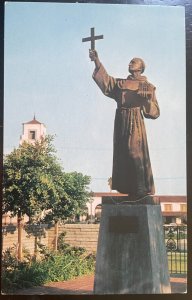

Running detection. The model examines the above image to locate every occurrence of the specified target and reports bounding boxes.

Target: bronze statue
[89,50,160,201]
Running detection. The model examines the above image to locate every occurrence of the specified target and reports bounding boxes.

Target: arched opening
[95,204,102,223]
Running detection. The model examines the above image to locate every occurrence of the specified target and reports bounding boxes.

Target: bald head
[128,58,145,75]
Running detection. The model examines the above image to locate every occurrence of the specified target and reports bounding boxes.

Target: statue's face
[128,58,143,74]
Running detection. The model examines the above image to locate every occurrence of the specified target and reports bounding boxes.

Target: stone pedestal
[94,197,171,294]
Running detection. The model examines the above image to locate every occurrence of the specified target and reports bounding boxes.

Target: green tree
[43,171,91,223]
[3,136,91,223]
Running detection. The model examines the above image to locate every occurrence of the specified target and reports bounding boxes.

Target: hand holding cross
[89,49,101,70]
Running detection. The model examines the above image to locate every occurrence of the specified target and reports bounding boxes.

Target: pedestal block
[94,197,171,294]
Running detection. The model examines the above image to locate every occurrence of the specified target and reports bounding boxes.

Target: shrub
[1,233,96,294]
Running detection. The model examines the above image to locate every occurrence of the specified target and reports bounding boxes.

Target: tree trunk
[17,210,23,260]
[54,221,59,252]
[34,235,38,261]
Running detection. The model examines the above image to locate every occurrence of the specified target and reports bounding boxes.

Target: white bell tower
[20,115,46,145]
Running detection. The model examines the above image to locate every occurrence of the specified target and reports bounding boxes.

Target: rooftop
[23,115,44,125]
[92,193,187,202]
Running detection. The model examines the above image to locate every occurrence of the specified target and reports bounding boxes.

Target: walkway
[12,274,187,295]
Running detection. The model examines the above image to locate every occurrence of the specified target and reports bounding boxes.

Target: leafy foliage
[43,171,91,223]
[1,234,96,294]
[3,135,91,223]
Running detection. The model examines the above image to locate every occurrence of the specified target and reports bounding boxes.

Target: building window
[180,204,187,212]
[29,130,36,140]
[164,216,175,224]
[164,204,172,212]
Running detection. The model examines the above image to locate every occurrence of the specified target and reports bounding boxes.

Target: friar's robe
[93,64,160,197]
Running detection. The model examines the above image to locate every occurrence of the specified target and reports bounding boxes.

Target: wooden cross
[82,27,104,51]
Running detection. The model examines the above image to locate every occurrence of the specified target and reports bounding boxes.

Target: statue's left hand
[137,82,153,100]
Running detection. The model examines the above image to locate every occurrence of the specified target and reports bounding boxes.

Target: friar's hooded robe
[93,64,160,197]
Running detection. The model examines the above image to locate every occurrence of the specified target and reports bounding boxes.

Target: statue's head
[128,58,145,75]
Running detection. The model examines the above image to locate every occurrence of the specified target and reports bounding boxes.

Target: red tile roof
[23,116,43,125]
[92,193,187,203]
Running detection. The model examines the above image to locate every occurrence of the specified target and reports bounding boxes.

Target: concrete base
[94,198,171,294]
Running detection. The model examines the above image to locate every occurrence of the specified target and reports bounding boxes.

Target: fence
[2,222,187,275]
[164,224,187,274]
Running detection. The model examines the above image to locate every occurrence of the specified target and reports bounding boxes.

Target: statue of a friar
[89,50,160,201]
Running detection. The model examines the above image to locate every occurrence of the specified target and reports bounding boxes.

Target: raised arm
[89,50,118,100]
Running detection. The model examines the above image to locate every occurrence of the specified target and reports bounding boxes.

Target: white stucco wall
[86,197,102,216]
[20,123,46,144]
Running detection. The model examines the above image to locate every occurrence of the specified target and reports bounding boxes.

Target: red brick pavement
[12,274,187,295]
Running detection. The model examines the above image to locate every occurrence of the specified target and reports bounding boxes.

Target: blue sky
[4,2,186,194]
